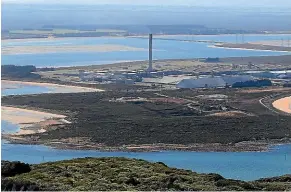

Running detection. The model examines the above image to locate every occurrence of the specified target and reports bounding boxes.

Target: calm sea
[2,34,291,67]
[1,84,51,96]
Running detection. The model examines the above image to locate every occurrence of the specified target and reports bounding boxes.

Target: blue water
[2,35,291,67]
[2,85,52,96]
[1,120,20,134]
[1,120,291,181]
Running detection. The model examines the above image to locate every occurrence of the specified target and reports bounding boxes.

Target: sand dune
[272,97,291,113]
[2,44,147,55]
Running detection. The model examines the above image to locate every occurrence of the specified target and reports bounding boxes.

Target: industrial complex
[55,34,291,90]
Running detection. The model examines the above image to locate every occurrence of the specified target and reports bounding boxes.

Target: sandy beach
[213,43,291,52]
[1,106,70,135]
[208,45,283,52]
[1,80,104,93]
[252,40,291,47]
[272,96,291,113]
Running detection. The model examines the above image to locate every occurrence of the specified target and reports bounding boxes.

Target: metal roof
[177,75,254,89]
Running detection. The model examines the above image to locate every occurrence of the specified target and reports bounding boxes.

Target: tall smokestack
[148,34,153,72]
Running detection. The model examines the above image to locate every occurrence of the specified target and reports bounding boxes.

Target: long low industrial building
[176,76,256,89]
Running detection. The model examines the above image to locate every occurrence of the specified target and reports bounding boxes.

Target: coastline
[2,101,291,152]
[1,106,70,136]
[209,44,290,53]
[1,80,105,93]
[3,133,291,152]
[2,105,290,152]
[212,43,291,53]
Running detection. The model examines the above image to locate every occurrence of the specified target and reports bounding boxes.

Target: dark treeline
[1,65,40,79]
[204,57,220,62]
[232,80,272,88]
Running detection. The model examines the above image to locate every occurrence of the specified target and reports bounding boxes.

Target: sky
[2,0,291,7]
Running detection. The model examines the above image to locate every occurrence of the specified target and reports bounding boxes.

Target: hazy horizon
[2,1,291,31]
[3,0,291,7]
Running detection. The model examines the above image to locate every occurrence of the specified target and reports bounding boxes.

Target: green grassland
[2,158,291,191]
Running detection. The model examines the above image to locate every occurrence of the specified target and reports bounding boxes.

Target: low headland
[2,85,291,152]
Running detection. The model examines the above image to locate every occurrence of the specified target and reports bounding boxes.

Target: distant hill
[1,158,291,191]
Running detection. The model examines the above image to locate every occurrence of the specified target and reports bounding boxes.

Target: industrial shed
[176,75,254,89]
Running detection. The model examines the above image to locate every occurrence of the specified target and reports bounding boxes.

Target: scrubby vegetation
[2,87,291,148]
[1,158,290,191]
[1,161,31,177]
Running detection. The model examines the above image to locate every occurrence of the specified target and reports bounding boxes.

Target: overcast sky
[2,0,291,7]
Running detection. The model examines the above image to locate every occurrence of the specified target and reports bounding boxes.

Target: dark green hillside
[2,158,291,191]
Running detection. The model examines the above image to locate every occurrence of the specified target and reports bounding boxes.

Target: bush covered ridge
[1,158,291,191]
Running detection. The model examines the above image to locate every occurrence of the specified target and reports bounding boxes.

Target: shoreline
[1,80,105,93]
[2,134,291,152]
[210,44,290,53]
[1,106,70,136]
[2,105,290,153]
[213,43,291,53]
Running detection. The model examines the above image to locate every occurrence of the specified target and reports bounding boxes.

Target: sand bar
[1,106,69,135]
[251,40,291,47]
[1,80,104,94]
[272,96,291,113]
[2,44,147,55]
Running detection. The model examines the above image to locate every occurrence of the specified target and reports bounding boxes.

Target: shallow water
[2,35,291,67]
[1,84,52,96]
[1,120,20,134]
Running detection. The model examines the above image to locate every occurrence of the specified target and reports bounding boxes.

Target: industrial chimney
[148,34,153,72]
